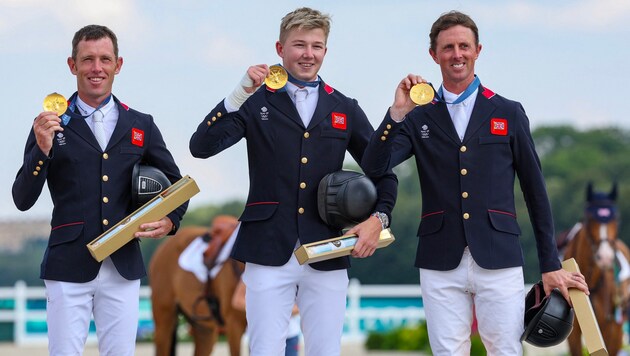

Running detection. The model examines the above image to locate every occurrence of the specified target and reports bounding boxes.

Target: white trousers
[420,247,524,356]
[242,253,348,356]
[44,257,140,356]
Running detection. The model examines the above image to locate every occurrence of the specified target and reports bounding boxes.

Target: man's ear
[275,41,284,58]
[115,57,123,75]
[429,48,438,64]
[67,57,77,75]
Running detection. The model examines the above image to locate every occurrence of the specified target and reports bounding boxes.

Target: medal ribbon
[61,94,112,125]
[436,75,481,104]
[283,65,320,88]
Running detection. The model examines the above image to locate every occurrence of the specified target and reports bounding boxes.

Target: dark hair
[429,11,479,52]
[72,25,118,60]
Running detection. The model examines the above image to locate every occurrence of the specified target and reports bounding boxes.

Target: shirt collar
[286,81,318,99]
[76,95,116,118]
[443,86,478,106]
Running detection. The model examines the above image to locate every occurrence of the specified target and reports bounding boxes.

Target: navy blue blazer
[13,93,187,282]
[362,86,560,273]
[190,80,398,271]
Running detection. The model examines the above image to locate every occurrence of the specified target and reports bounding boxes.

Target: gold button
[460,169,467,176]
[103,219,109,226]
[386,124,392,129]
[207,121,212,126]
[381,136,387,141]
[35,166,41,171]
[462,192,469,199]
[301,157,308,164]
[32,171,39,176]
[463,213,470,220]
[460,146,467,152]
[304,132,310,138]
[383,130,389,135]
[217,112,222,117]
[298,208,304,214]
[102,175,109,182]
[212,116,217,122]
[103,153,109,159]
[103,197,109,203]
[300,182,306,189]
[38,160,44,165]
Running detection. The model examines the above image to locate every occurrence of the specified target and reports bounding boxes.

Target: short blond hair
[279,7,331,44]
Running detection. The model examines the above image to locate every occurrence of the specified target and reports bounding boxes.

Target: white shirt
[76,96,118,144]
[443,87,478,141]
[286,81,319,127]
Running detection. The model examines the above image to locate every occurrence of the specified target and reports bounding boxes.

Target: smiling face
[276,27,327,83]
[429,25,481,94]
[67,37,122,107]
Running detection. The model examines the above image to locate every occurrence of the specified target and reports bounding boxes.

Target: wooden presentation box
[294,228,395,265]
[87,175,200,262]
[562,258,608,356]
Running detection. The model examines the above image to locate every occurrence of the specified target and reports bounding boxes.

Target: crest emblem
[331,112,347,130]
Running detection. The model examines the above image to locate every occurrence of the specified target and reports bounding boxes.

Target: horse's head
[203,215,239,268]
[209,215,239,243]
[584,182,620,269]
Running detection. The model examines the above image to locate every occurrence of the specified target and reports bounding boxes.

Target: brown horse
[149,216,247,356]
[562,183,630,356]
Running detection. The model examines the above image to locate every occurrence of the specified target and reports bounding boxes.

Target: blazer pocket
[488,210,521,235]
[49,222,84,247]
[239,202,279,222]
[479,136,510,144]
[320,129,348,139]
[418,211,444,236]
[120,146,144,155]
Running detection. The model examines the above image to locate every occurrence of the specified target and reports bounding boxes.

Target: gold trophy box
[87,175,200,262]
[294,228,395,265]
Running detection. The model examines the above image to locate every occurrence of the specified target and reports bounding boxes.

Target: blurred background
[1,0,629,353]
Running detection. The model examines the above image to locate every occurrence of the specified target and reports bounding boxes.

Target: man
[361,11,588,355]
[12,25,187,355]
[190,7,397,355]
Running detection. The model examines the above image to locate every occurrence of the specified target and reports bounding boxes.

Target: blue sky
[2,0,629,220]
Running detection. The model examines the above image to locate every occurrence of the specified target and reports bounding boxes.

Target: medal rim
[410,83,434,106]
[265,65,288,90]
[43,92,68,116]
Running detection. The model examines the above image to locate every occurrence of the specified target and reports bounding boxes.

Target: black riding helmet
[131,163,171,208]
[317,170,377,230]
[521,281,574,347]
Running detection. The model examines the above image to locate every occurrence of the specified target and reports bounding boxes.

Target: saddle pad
[178,236,209,283]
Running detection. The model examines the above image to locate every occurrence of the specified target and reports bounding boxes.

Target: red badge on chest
[331,112,347,130]
[132,128,144,147]
[490,118,508,136]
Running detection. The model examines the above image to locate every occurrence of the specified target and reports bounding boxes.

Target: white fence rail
[0,279,424,345]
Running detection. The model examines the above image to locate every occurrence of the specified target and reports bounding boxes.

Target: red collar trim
[481,86,495,99]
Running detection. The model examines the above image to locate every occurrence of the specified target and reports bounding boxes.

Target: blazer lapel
[463,87,497,143]
[266,89,303,128]
[107,98,135,150]
[426,102,461,145]
[307,83,340,130]
[64,103,102,151]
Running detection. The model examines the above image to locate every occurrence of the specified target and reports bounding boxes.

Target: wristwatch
[371,211,389,230]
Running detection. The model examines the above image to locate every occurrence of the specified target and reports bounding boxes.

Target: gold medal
[265,65,288,90]
[43,92,68,116]
[409,83,434,106]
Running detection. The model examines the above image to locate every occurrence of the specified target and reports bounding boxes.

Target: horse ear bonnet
[520,281,574,347]
[317,170,377,230]
[132,163,171,208]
